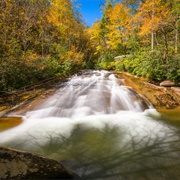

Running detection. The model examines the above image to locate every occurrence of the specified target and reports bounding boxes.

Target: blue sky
[77,0,105,26]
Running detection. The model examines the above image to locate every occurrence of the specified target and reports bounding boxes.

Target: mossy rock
[0,147,80,179]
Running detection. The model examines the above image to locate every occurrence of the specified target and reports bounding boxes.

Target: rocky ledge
[116,72,180,109]
[0,147,80,180]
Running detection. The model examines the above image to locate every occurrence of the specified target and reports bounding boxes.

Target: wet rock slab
[117,72,180,109]
[0,117,23,131]
[0,147,80,179]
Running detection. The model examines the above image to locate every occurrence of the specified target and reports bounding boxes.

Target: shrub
[95,53,114,69]
[166,55,180,83]
[114,50,168,82]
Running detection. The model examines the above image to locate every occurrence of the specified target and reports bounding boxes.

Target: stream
[0,70,180,179]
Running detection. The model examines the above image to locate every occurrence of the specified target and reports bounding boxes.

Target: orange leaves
[136,0,172,37]
[89,2,132,54]
[90,21,101,41]
[61,45,84,64]
[138,17,161,36]
[88,21,104,53]
[47,0,83,48]
[108,3,129,26]
[89,0,179,60]
[47,0,74,33]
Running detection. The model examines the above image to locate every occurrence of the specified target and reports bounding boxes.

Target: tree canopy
[90,0,180,82]
[0,0,95,93]
[0,0,179,93]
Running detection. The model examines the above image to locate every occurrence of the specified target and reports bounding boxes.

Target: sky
[77,0,105,26]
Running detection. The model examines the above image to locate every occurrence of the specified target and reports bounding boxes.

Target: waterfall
[0,70,179,179]
[26,70,152,119]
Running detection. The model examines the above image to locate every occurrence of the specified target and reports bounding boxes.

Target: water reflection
[1,113,180,179]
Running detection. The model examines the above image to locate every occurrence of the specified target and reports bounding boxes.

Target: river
[0,70,180,179]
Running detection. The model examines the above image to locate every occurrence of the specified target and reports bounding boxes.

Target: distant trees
[90,0,180,82]
[0,0,179,93]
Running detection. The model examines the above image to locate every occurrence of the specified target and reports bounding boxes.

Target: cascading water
[26,71,151,119]
[0,71,179,179]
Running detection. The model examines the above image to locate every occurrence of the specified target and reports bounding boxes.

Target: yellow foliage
[47,0,75,38]
[106,3,131,49]
[88,21,104,53]
[61,46,84,64]
[136,0,172,37]
[22,51,39,62]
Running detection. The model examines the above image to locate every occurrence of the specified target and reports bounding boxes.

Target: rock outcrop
[116,72,180,109]
[0,147,80,180]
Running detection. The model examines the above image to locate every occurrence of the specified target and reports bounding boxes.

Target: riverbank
[115,71,180,125]
[116,71,180,109]
[0,77,68,117]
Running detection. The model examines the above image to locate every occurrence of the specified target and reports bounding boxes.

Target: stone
[117,72,180,109]
[0,147,80,180]
[171,87,180,105]
[160,80,175,87]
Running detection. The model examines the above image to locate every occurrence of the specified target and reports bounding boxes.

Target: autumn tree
[170,0,180,54]
[106,3,131,54]
[0,0,93,92]
[135,0,175,58]
[89,0,179,82]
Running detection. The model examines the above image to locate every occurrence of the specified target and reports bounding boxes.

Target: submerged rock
[0,147,80,180]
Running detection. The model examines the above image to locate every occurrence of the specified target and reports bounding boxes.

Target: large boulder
[0,147,80,180]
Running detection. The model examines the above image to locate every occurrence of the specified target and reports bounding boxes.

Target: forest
[0,0,180,93]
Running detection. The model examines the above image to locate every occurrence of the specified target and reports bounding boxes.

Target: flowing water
[0,70,180,179]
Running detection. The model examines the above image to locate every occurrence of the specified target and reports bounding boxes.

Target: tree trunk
[161,27,169,61]
[175,19,178,54]
[151,0,155,51]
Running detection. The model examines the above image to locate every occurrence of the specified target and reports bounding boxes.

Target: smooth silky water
[0,71,180,179]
